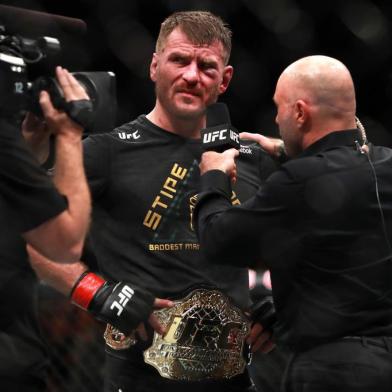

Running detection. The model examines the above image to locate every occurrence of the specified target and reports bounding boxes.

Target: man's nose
[182,62,199,84]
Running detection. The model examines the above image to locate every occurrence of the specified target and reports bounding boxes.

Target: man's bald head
[277,55,356,119]
[273,55,358,156]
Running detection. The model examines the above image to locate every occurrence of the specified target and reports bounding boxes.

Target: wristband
[70,271,106,310]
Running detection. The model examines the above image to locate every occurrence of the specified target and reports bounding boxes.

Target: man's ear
[218,65,234,95]
[294,100,309,129]
[150,53,158,82]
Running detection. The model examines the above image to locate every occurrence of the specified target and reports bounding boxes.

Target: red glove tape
[71,272,105,310]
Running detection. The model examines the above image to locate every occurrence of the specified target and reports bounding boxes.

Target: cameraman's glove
[66,99,93,129]
[250,295,277,331]
[70,271,154,335]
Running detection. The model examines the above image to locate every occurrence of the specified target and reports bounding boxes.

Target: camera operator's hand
[39,66,89,139]
[22,66,92,263]
[22,67,90,165]
[21,112,51,165]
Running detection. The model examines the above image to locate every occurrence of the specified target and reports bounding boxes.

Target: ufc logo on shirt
[110,285,135,316]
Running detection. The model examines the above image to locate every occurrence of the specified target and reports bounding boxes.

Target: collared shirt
[195,129,392,350]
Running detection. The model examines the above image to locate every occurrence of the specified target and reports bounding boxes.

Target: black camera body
[0,28,117,133]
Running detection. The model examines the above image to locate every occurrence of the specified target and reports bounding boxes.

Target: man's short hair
[156,11,232,65]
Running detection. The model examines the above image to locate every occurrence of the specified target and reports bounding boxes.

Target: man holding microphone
[195,55,392,392]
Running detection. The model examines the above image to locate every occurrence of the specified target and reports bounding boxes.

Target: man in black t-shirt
[195,55,392,391]
[29,11,278,392]
[0,68,92,390]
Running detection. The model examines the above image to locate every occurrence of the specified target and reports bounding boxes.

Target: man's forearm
[53,132,91,247]
[195,170,270,269]
[46,66,92,244]
[28,244,161,335]
[23,133,91,262]
[22,69,92,263]
[28,244,87,296]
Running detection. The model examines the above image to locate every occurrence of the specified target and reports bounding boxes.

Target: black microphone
[201,103,240,152]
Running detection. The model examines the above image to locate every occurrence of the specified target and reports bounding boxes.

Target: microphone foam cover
[206,102,231,127]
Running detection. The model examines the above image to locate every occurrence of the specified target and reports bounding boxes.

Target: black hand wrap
[70,272,155,335]
[66,99,93,129]
[90,281,154,334]
[250,295,277,331]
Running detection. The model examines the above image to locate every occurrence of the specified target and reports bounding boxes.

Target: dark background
[2,0,392,145]
[1,2,389,390]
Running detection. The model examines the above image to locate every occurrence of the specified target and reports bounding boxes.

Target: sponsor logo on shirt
[118,130,141,140]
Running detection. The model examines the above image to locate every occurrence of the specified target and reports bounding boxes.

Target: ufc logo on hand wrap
[110,285,135,316]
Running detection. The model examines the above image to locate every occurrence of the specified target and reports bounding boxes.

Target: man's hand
[70,272,173,335]
[135,298,174,339]
[247,294,277,353]
[39,66,89,139]
[21,112,51,164]
[247,322,275,353]
[240,132,286,160]
[21,67,91,263]
[199,148,239,182]
[28,245,172,337]
[22,67,90,165]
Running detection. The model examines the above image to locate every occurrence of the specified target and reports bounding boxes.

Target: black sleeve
[0,119,67,232]
[250,283,272,303]
[83,134,111,200]
[194,168,293,269]
[256,145,279,181]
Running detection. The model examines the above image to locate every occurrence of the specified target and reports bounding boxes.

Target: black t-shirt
[83,115,276,309]
[0,119,67,380]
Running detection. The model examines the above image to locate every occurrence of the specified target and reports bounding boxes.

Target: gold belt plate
[144,289,250,381]
[103,324,137,350]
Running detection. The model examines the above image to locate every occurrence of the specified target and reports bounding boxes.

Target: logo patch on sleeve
[118,130,141,140]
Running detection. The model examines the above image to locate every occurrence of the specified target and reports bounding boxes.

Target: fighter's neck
[146,107,205,140]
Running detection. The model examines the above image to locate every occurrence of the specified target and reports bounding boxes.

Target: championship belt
[103,324,137,350]
[143,289,250,381]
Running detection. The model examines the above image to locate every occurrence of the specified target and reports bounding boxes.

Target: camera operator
[0,65,91,261]
[0,65,91,391]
